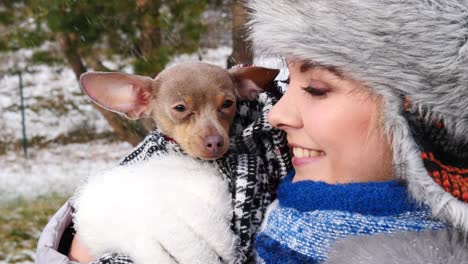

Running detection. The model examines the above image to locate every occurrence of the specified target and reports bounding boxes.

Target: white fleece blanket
[73,152,237,264]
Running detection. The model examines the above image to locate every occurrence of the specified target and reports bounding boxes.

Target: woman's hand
[68,234,94,264]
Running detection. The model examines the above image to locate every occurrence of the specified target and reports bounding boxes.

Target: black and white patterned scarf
[92,88,291,264]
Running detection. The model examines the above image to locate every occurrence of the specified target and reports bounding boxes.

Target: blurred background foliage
[1,0,208,75]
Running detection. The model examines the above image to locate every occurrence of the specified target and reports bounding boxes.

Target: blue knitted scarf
[255,171,446,263]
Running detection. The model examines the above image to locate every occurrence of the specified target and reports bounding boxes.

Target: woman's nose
[268,89,301,130]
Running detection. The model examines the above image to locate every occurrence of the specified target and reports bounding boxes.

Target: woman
[248,0,467,263]
[37,0,467,263]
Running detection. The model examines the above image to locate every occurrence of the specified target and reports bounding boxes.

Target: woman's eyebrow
[300,62,344,79]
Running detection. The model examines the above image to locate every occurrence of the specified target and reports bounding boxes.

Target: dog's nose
[205,135,224,155]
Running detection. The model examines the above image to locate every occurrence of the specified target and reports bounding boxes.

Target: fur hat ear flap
[402,97,468,231]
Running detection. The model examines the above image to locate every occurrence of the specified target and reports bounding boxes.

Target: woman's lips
[291,146,325,167]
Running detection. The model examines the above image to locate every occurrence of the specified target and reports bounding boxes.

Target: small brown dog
[80,62,279,159]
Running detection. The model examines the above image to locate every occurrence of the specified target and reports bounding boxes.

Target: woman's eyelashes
[302,86,329,97]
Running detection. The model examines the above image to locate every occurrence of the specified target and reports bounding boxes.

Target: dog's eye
[173,104,186,112]
[222,99,234,108]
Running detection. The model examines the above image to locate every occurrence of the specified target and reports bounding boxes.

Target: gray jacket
[35,201,79,264]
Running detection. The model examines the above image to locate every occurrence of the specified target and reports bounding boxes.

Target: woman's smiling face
[269,60,393,183]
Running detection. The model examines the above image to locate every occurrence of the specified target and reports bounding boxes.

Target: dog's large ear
[80,72,155,119]
[229,66,280,100]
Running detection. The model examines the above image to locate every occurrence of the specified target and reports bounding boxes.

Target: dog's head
[80,62,279,160]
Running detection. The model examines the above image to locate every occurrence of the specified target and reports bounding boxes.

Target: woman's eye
[173,104,186,112]
[222,99,234,108]
[302,86,328,97]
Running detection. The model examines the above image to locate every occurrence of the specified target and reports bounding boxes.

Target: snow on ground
[0,54,111,144]
[0,140,132,201]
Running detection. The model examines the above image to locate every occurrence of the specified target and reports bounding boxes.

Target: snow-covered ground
[0,68,111,143]
[0,140,132,201]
